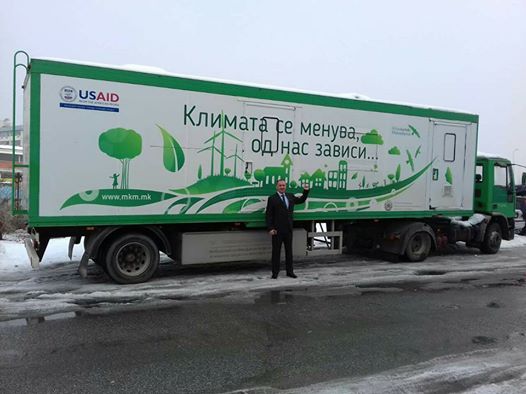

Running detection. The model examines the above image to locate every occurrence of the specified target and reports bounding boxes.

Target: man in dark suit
[266,179,309,279]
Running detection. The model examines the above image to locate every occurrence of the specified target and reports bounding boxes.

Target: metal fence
[0,183,11,202]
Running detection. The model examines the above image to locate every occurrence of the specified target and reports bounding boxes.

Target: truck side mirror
[522,172,526,185]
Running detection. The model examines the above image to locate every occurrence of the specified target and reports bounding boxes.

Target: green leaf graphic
[395,164,401,181]
[158,125,185,172]
[408,125,421,138]
[445,167,453,185]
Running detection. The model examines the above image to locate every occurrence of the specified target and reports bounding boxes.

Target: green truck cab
[474,155,516,239]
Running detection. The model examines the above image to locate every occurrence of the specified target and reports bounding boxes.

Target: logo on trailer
[59,85,120,113]
[60,86,77,102]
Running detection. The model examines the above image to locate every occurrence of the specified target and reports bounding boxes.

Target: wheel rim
[489,231,502,250]
[115,242,151,277]
[409,234,426,254]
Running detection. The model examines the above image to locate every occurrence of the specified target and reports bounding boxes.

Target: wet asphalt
[1,276,526,393]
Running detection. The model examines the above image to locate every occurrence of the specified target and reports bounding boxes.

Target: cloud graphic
[388,146,401,155]
[361,129,384,145]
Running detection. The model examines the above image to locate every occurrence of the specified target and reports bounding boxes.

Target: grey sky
[2,0,525,163]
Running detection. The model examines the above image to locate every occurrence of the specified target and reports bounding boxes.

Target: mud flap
[68,236,80,260]
[78,252,90,278]
[24,238,40,269]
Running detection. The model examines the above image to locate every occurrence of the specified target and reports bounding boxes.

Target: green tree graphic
[254,169,265,186]
[99,128,142,189]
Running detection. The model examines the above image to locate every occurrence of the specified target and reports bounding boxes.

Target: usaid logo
[58,85,120,113]
[60,86,77,102]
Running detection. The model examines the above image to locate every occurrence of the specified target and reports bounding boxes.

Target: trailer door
[241,101,297,186]
[429,121,468,210]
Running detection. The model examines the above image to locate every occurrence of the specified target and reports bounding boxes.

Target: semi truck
[12,52,516,283]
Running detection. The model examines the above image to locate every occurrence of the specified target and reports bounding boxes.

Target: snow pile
[500,236,526,249]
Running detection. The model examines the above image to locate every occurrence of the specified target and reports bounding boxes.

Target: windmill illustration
[199,111,242,176]
[226,145,244,178]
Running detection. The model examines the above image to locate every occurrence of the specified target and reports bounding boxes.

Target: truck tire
[94,244,109,271]
[105,233,160,284]
[481,223,502,254]
[405,232,431,262]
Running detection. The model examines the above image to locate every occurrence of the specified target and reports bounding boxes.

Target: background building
[0,119,24,202]
[0,119,22,146]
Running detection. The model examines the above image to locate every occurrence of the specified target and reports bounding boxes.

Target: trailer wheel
[94,243,109,271]
[105,233,159,284]
[405,232,431,262]
[481,223,502,254]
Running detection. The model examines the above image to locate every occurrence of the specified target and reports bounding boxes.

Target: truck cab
[474,155,516,238]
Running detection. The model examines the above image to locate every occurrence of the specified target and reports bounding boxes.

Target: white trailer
[13,55,515,283]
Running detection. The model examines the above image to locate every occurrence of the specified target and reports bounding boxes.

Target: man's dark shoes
[286,273,297,278]
[271,274,278,279]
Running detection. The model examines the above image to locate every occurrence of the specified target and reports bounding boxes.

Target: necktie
[281,193,288,208]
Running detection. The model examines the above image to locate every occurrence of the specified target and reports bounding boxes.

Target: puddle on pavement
[255,286,364,305]
[472,335,497,345]
[254,289,298,305]
[72,297,144,306]
[416,270,447,276]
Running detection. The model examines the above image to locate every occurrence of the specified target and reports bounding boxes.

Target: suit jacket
[266,189,309,233]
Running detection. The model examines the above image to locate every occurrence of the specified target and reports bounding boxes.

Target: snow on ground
[1,235,526,323]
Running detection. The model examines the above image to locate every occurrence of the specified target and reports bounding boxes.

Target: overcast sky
[2,0,525,163]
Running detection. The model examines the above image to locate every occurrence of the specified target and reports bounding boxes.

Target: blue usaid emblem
[59,85,120,113]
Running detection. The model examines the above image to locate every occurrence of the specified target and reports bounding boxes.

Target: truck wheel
[94,244,109,272]
[481,223,502,254]
[105,233,159,284]
[405,232,431,262]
